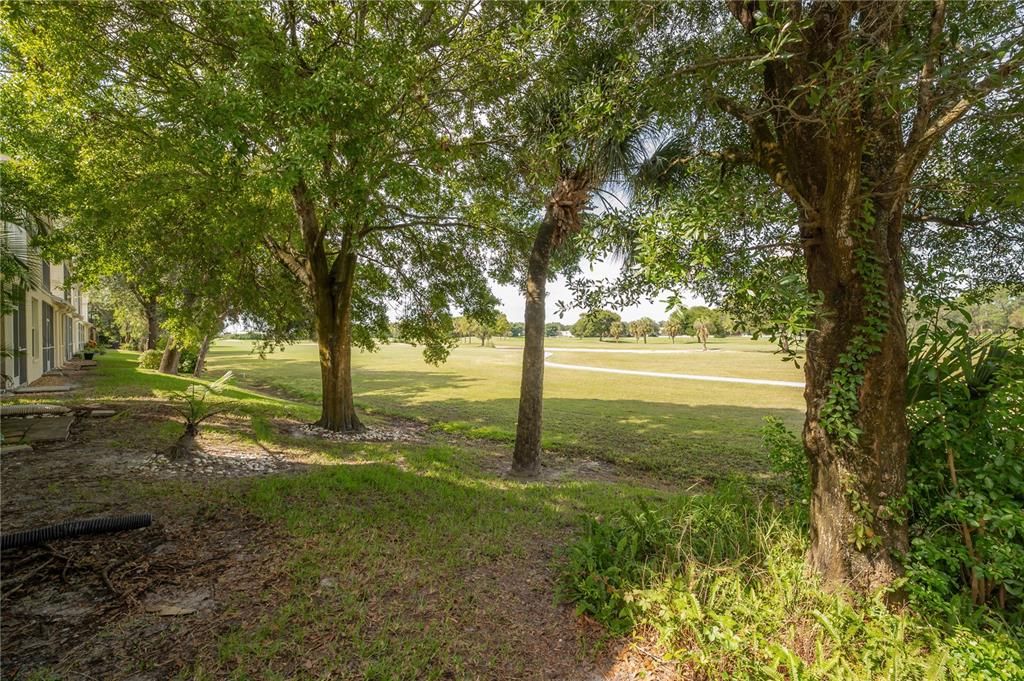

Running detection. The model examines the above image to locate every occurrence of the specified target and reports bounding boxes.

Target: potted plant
[83,339,97,360]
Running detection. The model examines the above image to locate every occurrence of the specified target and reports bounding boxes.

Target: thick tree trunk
[801,185,910,595]
[193,335,212,377]
[276,181,364,433]
[159,337,181,375]
[313,253,363,432]
[512,214,557,476]
[144,296,159,351]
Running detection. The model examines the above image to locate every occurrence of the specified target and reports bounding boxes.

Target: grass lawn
[6,351,1016,680]
[206,338,805,482]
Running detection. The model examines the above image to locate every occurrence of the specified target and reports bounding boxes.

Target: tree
[457,313,511,346]
[491,315,512,341]
[630,315,655,342]
[482,3,664,476]
[629,318,655,344]
[661,319,682,343]
[634,0,1024,592]
[608,320,625,342]
[572,309,621,339]
[3,1,503,429]
[453,317,475,343]
[544,323,562,338]
[694,320,710,351]
[510,322,525,338]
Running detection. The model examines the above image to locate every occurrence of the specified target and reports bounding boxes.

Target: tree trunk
[159,336,180,375]
[313,253,363,432]
[144,296,159,351]
[512,214,557,476]
[276,181,364,433]
[167,422,199,459]
[801,184,910,596]
[193,334,212,376]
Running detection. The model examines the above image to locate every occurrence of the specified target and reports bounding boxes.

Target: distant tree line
[568,306,736,342]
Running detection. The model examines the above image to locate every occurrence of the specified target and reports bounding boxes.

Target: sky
[493,255,704,325]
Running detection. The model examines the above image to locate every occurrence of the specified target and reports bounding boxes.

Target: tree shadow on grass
[344,367,804,480]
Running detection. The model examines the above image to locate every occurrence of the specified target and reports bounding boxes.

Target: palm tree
[662,320,682,343]
[510,47,658,476]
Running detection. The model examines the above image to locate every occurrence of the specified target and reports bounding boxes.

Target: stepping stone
[0,415,74,444]
[90,410,116,418]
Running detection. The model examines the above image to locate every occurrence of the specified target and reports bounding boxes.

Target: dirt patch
[0,386,303,678]
[453,435,696,494]
[1,503,289,680]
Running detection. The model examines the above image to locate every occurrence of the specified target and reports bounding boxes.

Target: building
[1,220,92,391]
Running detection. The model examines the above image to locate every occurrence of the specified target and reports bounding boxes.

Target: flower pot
[83,352,95,360]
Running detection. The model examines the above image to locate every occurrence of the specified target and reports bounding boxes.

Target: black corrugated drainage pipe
[1,514,153,550]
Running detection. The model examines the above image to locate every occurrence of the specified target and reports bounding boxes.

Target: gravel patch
[294,421,428,443]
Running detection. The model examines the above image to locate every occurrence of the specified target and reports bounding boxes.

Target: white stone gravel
[295,422,427,443]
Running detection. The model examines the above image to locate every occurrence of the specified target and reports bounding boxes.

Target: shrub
[904,317,1024,617]
[557,500,673,634]
[177,347,199,374]
[167,371,234,458]
[558,485,1024,679]
[138,349,162,370]
[761,416,808,502]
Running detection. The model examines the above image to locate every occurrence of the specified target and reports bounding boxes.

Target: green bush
[138,349,162,370]
[177,347,199,374]
[558,485,1024,679]
[557,499,674,634]
[761,415,808,502]
[904,318,1024,618]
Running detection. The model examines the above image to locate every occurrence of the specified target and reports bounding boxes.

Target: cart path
[541,351,805,388]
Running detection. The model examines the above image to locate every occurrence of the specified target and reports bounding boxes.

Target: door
[11,295,28,385]
[42,302,54,372]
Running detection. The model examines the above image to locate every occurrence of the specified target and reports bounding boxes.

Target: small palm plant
[167,371,234,458]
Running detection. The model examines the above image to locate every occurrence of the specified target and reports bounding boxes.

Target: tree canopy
[2,0,1022,605]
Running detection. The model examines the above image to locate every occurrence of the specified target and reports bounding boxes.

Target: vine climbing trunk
[800,168,910,595]
[512,212,557,476]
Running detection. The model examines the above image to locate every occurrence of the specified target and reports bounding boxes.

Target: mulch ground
[1,402,292,680]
